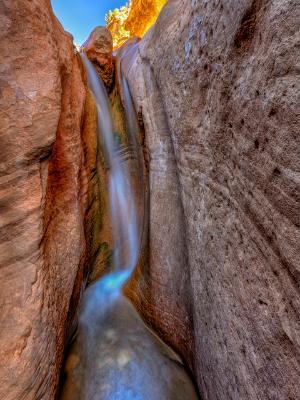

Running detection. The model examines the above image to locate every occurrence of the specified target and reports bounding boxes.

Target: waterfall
[60,51,198,400]
[81,53,141,294]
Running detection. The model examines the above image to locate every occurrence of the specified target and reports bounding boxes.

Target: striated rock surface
[124,0,300,398]
[0,0,100,398]
[122,43,195,366]
[83,27,114,89]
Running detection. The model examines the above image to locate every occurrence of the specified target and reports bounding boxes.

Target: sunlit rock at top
[106,0,167,48]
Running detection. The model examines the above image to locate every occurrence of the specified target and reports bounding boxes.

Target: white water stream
[81,53,139,293]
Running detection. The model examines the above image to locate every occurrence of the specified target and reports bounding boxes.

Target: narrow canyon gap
[0,0,299,399]
[60,46,198,400]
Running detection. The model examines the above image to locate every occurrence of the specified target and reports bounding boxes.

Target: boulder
[83,26,114,88]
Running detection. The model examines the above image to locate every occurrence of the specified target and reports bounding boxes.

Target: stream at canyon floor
[60,284,199,400]
[60,53,199,400]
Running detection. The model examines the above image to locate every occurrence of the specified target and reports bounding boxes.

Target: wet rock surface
[123,0,300,399]
[60,284,199,400]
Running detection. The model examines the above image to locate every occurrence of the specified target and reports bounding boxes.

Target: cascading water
[81,53,140,293]
[60,50,198,400]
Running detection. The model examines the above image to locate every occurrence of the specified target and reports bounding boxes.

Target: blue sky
[51,0,126,44]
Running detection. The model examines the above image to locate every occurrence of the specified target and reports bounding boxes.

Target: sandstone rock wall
[0,1,100,398]
[124,0,300,398]
[122,47,196,366]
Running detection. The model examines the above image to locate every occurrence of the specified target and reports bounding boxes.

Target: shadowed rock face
[0,1,101,398]
[123,0,300,398]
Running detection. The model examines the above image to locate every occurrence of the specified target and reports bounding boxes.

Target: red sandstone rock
[124,0,300,398]
[0,1,100,398]
[83,26,114,89]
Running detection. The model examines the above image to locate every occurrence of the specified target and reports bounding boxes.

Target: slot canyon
[0,0,299,399]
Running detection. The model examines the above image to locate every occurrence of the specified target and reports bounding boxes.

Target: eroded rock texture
[124,0,300,398]
[0,1,100,398]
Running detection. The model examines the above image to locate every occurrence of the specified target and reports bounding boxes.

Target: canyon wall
[0,1,101,398]
[124,0,300,398]
[1,0,299,398]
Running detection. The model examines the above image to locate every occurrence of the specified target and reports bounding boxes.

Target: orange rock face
[125,0,167,37]
[0,1,100,398]
[106,0,167,48]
